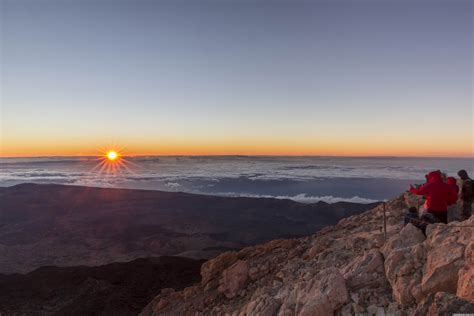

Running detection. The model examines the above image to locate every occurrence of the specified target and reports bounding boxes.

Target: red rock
[343,249,386,290]
[201,252,238,286]
[295,267,348,316]
[457,265,474,301]
[415,292,474,316]
[382,223,425,257]
[384,243,425,306]
[218,260,250,299]
[421,242,464,296]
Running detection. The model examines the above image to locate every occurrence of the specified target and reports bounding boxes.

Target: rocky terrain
[0,256,203,315]
[0,183,378,273]
[142,194,474,315]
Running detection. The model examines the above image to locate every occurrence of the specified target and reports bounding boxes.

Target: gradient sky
[1,0,473,157]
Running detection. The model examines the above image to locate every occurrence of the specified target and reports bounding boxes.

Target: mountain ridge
[141,194,474,315]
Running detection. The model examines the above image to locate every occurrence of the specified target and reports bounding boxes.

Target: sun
[92,146,134,176]
[106,150,118,161]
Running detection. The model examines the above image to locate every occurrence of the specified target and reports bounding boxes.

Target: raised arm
[410,184,428,196]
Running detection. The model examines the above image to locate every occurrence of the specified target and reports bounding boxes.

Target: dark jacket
[460,178,473,200]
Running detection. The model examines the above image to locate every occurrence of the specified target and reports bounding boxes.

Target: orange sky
[2,134,472,157]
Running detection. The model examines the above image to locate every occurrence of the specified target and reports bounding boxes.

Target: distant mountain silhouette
[0,183,379,273]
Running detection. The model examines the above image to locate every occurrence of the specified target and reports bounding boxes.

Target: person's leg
[447,205,453,223]
[423,211,439,229]
[439,212,448,224]
[429,211,447,224]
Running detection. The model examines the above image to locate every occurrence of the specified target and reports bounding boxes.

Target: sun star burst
[92,147,135,176]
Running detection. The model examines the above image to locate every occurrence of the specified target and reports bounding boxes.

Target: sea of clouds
[1,156,472,203]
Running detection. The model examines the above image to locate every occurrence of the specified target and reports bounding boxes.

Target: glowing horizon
[1,139,472,158]
[1,1,472,159]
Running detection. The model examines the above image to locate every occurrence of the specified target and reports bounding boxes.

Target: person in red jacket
[447,177,460,194]
[409,170,458,224]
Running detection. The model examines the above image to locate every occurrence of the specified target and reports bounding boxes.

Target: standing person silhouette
[457,170,473,221]
[447,177,460,221]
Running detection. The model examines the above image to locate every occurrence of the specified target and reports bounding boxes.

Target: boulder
[294,267,348,316]
[413,292,474,316]
[421,241,464,296]
[342,249,387,290]
[457,265,474,301]
[201,251,238,286]
[384,243,425,306]
[457,217,474,245]
[218,260,250,299]
[457,241,474,301]
[419,221,470,300]
[382,223,425,257]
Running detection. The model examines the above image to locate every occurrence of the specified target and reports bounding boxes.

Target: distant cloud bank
[214,192,381,204]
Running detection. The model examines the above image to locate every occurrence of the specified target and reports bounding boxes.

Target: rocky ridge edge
[141,195,474,315]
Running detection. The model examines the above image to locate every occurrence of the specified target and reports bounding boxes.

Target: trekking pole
[383,202,387,239]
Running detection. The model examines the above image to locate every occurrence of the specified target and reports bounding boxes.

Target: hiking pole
[383,202,387,239]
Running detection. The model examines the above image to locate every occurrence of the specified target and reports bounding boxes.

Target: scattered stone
[351,292,360,303]
[375,306,386,316]
[367,304,378,315]
[248,267,259,281]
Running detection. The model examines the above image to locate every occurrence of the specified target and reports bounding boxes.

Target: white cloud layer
[215,192,381,204]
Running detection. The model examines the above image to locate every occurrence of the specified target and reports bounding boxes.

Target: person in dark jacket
[457,170,472,221]
[409,170,458,224]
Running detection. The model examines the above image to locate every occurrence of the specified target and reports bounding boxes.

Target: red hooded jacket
[410,171,458,212]
[447,177,459,194]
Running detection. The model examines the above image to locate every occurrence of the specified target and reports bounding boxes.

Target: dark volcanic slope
[0,256,204,316]
[0,183,379,273]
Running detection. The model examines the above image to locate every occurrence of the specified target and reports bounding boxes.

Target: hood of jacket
[427,170,442,183]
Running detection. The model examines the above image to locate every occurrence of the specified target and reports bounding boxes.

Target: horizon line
[1,154,473,159]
